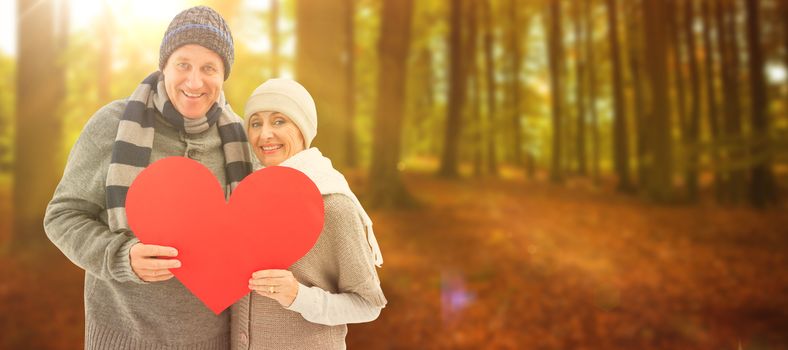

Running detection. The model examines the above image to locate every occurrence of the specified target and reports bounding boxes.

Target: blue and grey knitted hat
[159,6,235,80]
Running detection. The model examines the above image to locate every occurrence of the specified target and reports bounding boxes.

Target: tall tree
[438,0,467,178]
[270,0,281,76]
[643,0,674,201]
[683,0,703,200]
[14,0,67,247]
[98,1,113,104]
[783,0,788,105]
[345,0,358,168]
[509,0,525,169]
[715,0,746,202]
[585,0,600,183]
[668,0,688,144]
[546,0,565,183]
[701,0,723,200]
[625,0,648,189]
[367,0,415,208]
[665,0,687,157]
[606,0,632,191]
[482,0,499,176]
[296,0,351,168]
[465,1,482,177]
[745,0,777,207]
[572,0,587,175]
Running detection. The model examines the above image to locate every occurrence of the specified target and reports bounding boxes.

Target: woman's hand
[249,269,299,307]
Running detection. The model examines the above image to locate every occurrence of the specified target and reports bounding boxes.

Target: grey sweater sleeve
[44,101,144,284]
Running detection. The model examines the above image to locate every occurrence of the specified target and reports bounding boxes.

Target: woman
[231,78,386,349]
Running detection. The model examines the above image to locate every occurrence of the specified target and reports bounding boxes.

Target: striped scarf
[106,71,253,232]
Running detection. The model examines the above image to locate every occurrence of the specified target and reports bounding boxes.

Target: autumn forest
[0,0,787,349]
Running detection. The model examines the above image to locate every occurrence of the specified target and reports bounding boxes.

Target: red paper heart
[126,156,324,314]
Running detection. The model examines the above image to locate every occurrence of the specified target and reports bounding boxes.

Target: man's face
[162,44,225,119]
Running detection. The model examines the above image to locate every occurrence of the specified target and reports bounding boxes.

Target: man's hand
[130,243,181,282]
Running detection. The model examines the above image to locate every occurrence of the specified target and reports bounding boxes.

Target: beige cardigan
[231,194,387,350]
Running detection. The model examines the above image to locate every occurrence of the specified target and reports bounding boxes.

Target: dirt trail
[348,174,788,350]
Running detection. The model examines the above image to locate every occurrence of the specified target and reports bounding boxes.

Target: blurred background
[1,0,787,349]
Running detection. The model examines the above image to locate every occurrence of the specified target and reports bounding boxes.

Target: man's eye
[177,63,189,69]
[250,122,260,128]
[204,66,216,73]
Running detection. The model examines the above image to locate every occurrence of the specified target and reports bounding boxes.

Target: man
[44,6,253,349]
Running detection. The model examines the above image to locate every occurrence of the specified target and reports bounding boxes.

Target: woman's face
[247,111,305,166]
[162,44,224,119]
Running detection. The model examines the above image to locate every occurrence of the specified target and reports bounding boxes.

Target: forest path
[1,174,786,349]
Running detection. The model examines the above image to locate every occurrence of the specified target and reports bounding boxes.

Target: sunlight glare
[766,63,786,84]
[69,0,189,31]
[0,0,15,55]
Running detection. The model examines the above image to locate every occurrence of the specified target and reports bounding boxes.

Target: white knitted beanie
[244,78,318,148]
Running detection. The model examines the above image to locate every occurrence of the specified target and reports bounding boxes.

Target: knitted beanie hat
[159,6,235,80]
[244,79,318,148]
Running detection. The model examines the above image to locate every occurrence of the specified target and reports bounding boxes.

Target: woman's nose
[261,124,274,138]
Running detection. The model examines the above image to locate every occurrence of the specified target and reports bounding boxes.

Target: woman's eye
[273,119,285,126]
[177,63,189,70]
[250,122,260,128]
[204,66,216,74]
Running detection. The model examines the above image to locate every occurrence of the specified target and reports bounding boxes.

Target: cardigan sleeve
[43,101,144,284]
[286,194,387,325]
[286,282,382,326]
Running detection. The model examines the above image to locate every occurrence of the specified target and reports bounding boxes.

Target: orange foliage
[1,174,787,349]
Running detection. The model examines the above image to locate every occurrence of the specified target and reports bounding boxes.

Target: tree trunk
[270,0,281,76]
[701,0,724,201]
[715,0,745,203]
[438,0,466,178]
[745,0,777,207]
[585,0,600,184]
[684,0,702,201]
[296,0,351,168]
[483,0,499,176]
[14,0,67,248]
[367,0,415,209]
[466,1,482,177]
[98,1,113,104]
[643,0,674,202]
[509,0,524,169]
[784,0,788,110]
[547,0,565,183]
[668,0,688,146]
[573,0,587,176]
[345,0,358,168]
[625,0,648,189]
[606,0,632,191]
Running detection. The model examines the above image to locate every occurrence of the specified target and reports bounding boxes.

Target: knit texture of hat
[245,79,318,148]
[159,6,234,80]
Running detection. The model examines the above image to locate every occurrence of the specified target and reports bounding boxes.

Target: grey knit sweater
[231,194,387,350]
[44,100,233,349]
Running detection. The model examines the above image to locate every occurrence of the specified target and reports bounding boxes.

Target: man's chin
[179,107,210,119]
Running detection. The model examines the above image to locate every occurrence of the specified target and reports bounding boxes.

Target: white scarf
[279,148,383,267]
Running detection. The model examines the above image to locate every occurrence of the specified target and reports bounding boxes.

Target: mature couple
[43,6,385,350]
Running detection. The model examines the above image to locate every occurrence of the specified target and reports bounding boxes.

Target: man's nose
[185,70,204,89]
